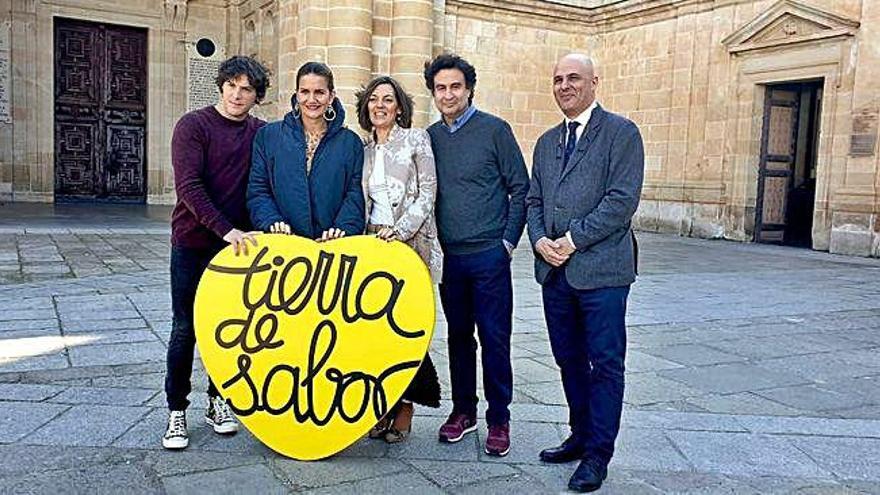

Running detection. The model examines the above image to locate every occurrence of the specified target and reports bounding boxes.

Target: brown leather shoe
[385,402,414,443]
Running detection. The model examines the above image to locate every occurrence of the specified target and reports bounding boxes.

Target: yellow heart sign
[194,234,435,460]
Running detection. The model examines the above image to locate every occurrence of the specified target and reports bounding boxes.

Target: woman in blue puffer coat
[248,62,365,240]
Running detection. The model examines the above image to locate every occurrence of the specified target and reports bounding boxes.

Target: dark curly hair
[354,76,414,132]
[215,56,269,102]
[423,53,476,105]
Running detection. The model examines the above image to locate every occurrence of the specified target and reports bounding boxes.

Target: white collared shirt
[564,100,598,144]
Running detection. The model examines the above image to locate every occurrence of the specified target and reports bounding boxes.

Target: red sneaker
[485,423,510,457]
[438,413,477,443]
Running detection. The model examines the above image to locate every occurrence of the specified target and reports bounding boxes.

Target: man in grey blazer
[526,53,644,493]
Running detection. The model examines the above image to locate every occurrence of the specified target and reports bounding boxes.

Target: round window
[196,38,216,58]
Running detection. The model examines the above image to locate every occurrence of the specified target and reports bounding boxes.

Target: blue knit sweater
[427,110,529,255]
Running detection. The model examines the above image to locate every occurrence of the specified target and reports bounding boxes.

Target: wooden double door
[755,81,822,247]
[54,18,147,202]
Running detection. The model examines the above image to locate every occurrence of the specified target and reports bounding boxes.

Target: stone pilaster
[0,0,12,200]
[276,0,300,116]
[327,0,372,128]
[390,0,434,127]
[10,0,40,201]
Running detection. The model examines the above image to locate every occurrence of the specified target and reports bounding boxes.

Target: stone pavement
[1,203,880,494]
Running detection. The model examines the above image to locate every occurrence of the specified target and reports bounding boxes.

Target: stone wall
[442,0,878,257]
[1,0,878,257]
[0,0,230,205]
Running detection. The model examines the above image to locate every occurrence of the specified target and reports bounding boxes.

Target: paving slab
[510,357,560,384]
[0,352,69,373]
[643,343,747,367]
[112,407,171,450]
[626,349,686,372]
[0,463,163,495]
[753,383,872,412]
[667,430,830,479]
[611,428,692,472]
[143,449,261,477]
[0,382,64,401]
[624,373,705,405]
[49,385,156,406]
[67,341,166,367]
[684,391,806,417]
[658,362,810,395]
[0,401,69,442]
[737,415,880,438]
[787,436,880,481]
[62,317,149,333]
[408,458,519,488]
[300,471,444,494]
[0,444,141,477]
[0,318,58,332]
[25,404,148,447]
[162,463,288,495]
[274,456,408,489]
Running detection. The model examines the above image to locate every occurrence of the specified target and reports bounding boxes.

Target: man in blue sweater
[424,53,529,457]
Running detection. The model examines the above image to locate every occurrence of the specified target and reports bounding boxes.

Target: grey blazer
[526,104,645,290]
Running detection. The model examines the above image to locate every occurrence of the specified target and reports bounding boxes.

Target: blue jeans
[542,269,629,466]
[439,244,513,426]
[165,246,221,411]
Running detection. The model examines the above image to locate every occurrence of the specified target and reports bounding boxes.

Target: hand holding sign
[194,234,435,460]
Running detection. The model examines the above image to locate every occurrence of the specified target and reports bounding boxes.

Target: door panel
[55,122,97,194]
[761,176,788,225]
[755,86,800,243]
[54,18,147,202]
[103,24,147,199]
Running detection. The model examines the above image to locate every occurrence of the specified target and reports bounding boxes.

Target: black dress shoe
[539,435,586,463]
[568,458,608,493]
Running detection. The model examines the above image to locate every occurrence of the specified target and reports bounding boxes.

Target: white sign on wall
[187,56,222,112]
[186,40,225,112]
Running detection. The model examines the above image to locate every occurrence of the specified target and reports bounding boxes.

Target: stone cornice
[445,0,860,38]
[447,0,594,25]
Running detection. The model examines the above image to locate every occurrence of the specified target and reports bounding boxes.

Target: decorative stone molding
[721,0,859,54]
[164,0,188,31]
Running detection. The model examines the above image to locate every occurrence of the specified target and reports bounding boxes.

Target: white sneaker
[162,410,189,450]
[205,396,239,435]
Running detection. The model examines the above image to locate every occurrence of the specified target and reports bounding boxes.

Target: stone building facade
[1,0,878,257]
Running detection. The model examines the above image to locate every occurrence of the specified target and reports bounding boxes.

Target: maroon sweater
[171,106,265,249]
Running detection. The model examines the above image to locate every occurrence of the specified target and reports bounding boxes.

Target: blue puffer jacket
[247,97,365,238]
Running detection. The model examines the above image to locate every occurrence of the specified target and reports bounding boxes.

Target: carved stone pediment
[722,0,859,54]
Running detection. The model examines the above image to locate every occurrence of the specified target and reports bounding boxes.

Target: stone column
[833,0,880,257]
[154,0,189,203]
[276,0,305,115]
[327,0,372,128]
[390,0,434,127]
[0,0,13,200]
[9,0,39,200]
